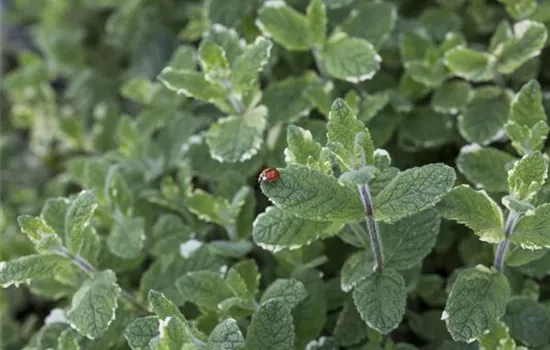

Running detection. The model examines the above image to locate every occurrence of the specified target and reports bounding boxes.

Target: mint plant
[2,0,550,349]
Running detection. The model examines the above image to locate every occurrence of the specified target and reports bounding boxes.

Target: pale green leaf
[457,144,517,192]
[398,107,455,150]
[198,41,229,83]
[341,250,375,292]
[125,316,159,350]
[187,189,235,226]
[166,45,197,71]
[496,20,548,74]
[341,2,397,49]
[431,80,472,114]
[256,1,310,51]
[41,197,70,237]
[206,106,267,163]
[323,34,381,83]
[231,37,272,96]
[499,0,537,19]
[437,185,504,243]
[252,206,341,252]
[175,271,233,310]
[375,163,456,223]
[57,328,80,350]
[148,290,187,323]
[17,215,63,252]
[155,317,190,350]
[334,298,369,346]
[284,124,322,166]
[203,25,245,67]
[107,217,145,259]
[505,120,549,156]
[405,59,448,88]
[511,203,550,249]
[443,265,510,342]
[67,270,121,339]
[304,81,333,116]
[206,318,244,350]
[0,254,69,288]
[458,87,512,145]
[261,74,316,124]
[306,0,327,48]
[205,0,253,28]
[508,152,549,201]
[260,279,307,309]
[358,91,390,122]
[244,299,295,350]
[230,260,260,299]
[291,270,326,348]
[479,321,516,350]
[259,164,364,222]
[398,30,434,63]
[509,79,547,128]
[502,297,550,347]
[444,47,496,82]
[382,209,441,270]
[65,190,97,254]
[352,268,407,334]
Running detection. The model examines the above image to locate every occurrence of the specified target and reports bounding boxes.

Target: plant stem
[357,183,384,271]
[58,247,149,313]
[494,210,520,273]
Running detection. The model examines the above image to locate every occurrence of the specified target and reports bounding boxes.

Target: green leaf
[203,25,244,67]
[415,274,447,307]
[206,106,267,163]
[252,206,341,252]
[0,254,69,288]
[375,163,456,223]
[457,144,517,193]
[198,41,229,84]
[165,45,197,71]
[65,190,98,254]
[444,47,496,82]
[398,107,455,150]
[496,20,548,75]
[327,98,373,166]
[404,60,448,88]
[499,0,537,19]
[505,120,549,157]
[431,80,472,114]
[107,217,145,259]
[17,215,63,252]
[256,1,310,51]
[382,209,441,270]
[443,265,510,342]
[67,270,121,339]
[334,298,370,346]
[260,279,307,308]
[323,33,381,83]
[187,189,235,226]
[148,290,186,323]
[285,124,322,166]
[125,316,159,350]
[175,271,233,310]
[358,91,390,122]
[41,197,70,237]
[508,152,549,201]
[437,185,504,243]
[230,260,260,299]
[511,203,550,249]
[205,0,253,28]
[341,2,397,49]
[58,328,80,350]
[155,317,190,350]
[291,269,326,347]
[157,68,227,107]
[352,268,407,334]
[259,164,364,222]
[231,37,272,96]
[207,318,244,350]
[502,297,550,347]
[341,250,375,292]
[306,0,327,48]
[261,74,316,124]
[509,80,547,129]
[244,299,295,350]
[458,87,512,145]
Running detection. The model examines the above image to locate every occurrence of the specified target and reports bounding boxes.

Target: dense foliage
[2,0,550,349]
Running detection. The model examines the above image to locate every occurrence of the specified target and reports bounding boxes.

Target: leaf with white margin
[444,47,496,82]
[206,105,267,163]
[252,206,342,252]
[437,185,504,243]
[322,33,381,83]
[207,318,245,350]
[341,2,397,49]
[443,265,510,343]
[508,151,548,201]
[67,270,121,339]
[231,36,273,96]
[340,250,375,292]
[0,254,70,288]
[431,80,473,114]
[245,299,295,350]
[107,217,145,259]
[65,190,98,255]
[125,316,159,350]
[260,279,307,309]
[256,0,310,51]
[511,203,550,249]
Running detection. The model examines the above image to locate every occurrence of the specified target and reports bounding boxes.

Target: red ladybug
[258,168,280,184]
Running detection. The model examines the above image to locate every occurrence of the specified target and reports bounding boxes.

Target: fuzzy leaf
[502,297,550,347]
[0,254,69,288]
[256,1,310,51]
[260,164,364,221]
[245,299,295,350]
[341,2,397,49]
[285,125,322,165]
[443,265,510,342]
[187,189,235,226]
[375,164,456,223]
[458,87,512,145]
[341,250,375,292]
[148,290,186,323]
[444,47,496,82]
[107,217,145,259]
[438,185,504,243]
[125,316,159,350]
[231,37,272,96]
[207,318,245,350]
[323,34,381,83]
[175,271,233,310]
[58,329,80,350]
[382,209,441,270]
[499,0,537,19]
[511,203,550,249]
[508,152,548,201]
[352,268,407,334]
[260,279,307,308]
[41,197,70,237]
[67,270,121,340]
[155,317,190,350]
[509,79,547,129]
[334,298,369,346]
[431,80,472,114]
[306,0,327,48]
[457,144,516,192]
[252,206,341,252]
[206,106,267,163]
[198,41,229,83]
[158,68,226,102]
[65,190,97,254]
[262,74,316,124]
[17,215,63,252]
[203,25,244,66]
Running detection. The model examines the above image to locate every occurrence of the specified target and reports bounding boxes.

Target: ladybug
[258,168,280,184]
